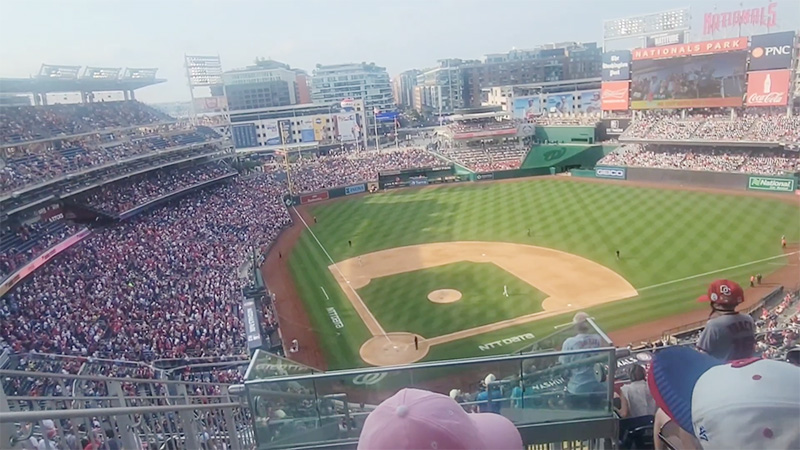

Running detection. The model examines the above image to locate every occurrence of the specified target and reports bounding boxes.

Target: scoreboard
[378,165,456,189]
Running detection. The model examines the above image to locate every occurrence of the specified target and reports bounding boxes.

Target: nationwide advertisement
[300,192,329,204]
[261,119,282,146]
[702,3,777,36]
[299,117,315,143]
[747,176,795,192]
[313,117,326,141]
[646,33,685,48]
[335,113,358,142]
[546,93,574,114]
[579,90,601,113]
[632,37,747,60]
[345,184,366,195]
[595,166,627,179]
[745,69,791,107]
[631,52,747,109]
[601,81,630,111]
[602,50,632,81]
[749,31,795,71]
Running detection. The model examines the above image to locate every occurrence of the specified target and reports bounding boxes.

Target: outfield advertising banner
[749,31,795,71]
[631,51,746,109]
[476,173,494,181]
[747,176,795,192]
[632,37,747,60]
[313,117,326,141]
[601,81,630,111]
[602,50,631,81]
[345,184,366,195]
[546,94,574,113]
[746,69,791,107]
[300,192,329,204]
[512,96,542,119]
[579,90,601,113]
[299,117,315,143]
[595,166,627,179]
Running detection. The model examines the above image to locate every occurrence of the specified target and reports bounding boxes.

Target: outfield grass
[357,261,546,337]
[289,178,799,369]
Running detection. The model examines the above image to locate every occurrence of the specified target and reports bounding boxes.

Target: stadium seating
[434,142,527,172]
[288,148,442,194]
[0,221,81,280]
[598,144,800,175]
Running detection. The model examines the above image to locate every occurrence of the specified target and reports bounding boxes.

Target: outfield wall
[591,166,798,194]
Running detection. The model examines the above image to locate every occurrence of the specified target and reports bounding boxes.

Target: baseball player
[782,235,787,248]
[503,285,509,297]
[695,279,755,361]
[358,256,363,266]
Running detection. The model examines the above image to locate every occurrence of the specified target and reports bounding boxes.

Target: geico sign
[751,45,791,58]
[596,168,625,178]
[747,92,785,105]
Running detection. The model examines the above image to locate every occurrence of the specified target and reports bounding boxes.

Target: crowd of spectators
[1,221,82,280]
[0,171,291,360]
[0,101,172,143]
[448,119,516,135]
[288,148,441,193]
[530,113,601,126]
[75,162,236,215]
[433,141,527,172]
[757,291,800,360]
[622,111,800,146]
[1,124,221,195]
[598,143,800,175]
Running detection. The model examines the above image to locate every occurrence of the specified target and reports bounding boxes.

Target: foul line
[639,251,798,292]
[293,207,388,337]
[320,286,330,301]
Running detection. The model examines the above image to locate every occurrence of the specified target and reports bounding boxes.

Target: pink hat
[357,388,522,449]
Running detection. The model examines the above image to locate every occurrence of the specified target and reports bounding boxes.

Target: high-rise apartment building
[222,59,310,111]
[392,69,420,108]
[310,63,393,126]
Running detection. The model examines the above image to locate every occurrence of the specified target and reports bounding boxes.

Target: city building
[310,63,393,127]
[415,59,470,113]
[462,42,602,107]
[392,69,419,108]
[222,59,310,111]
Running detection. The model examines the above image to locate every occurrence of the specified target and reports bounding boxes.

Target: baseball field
[268,177,799,370]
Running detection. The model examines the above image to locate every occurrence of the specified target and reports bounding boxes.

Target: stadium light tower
[184,55,232,145]
[603,8,691,50]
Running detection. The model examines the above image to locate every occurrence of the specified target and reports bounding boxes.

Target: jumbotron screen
[631,51,747,109]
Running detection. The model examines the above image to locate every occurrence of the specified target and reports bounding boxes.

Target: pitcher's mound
[428,289,462,303]
[360,332,429,366]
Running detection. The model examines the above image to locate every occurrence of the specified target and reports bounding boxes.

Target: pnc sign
[749,31,796,71]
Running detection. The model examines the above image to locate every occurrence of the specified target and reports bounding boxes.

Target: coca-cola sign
[746,69,791,106]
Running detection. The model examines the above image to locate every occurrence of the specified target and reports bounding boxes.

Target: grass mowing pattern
[289,178,799,369]
[357,262,547,337]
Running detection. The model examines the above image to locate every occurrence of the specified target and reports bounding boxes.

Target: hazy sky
[1,0,797,103]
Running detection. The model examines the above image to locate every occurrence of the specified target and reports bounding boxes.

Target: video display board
[631,51,747,109]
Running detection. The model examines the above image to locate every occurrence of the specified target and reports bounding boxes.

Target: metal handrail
[0,401,240,423]
[0,369,231,387]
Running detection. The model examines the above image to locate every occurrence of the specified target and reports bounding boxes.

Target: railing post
[106,381,139,450]
[173,383,201,449]
[221,386,242,450]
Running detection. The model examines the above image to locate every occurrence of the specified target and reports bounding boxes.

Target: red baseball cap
[697,279,744,307]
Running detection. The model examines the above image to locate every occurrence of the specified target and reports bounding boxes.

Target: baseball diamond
[273,177,800,369]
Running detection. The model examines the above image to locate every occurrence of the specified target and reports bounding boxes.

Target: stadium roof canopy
[0,76,166,95]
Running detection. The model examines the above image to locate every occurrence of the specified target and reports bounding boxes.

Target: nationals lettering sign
[703,2,777,36]
[601,81,629,111]
[746,70,791,106]
[632,37,747,60]
[749,31,796,71]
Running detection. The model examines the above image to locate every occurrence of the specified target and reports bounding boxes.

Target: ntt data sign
[747,176,795,192]
[595,166,627,179]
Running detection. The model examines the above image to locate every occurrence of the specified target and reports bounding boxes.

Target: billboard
[242,299,263,350]
[298,117,316,143]
[193,96,228,114]
[313,117,326,141]
[747,176,795,192]
[335,113,358,142]
[601,81,630,111]
[261,120,282,146]
[546,94,574,113]
[647,33,685,48]
[602,50,632,81]
[512,96,542,120]
[278,119,292,144]
[631,52,747,109]
[633,37,747,60]
[232,124,258,148]
[579,90,601,113]
[601,118,631,136]
[749,31,795,71]
[595,167,627,179]
[745,69,791,107]
[702,3,777,36]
